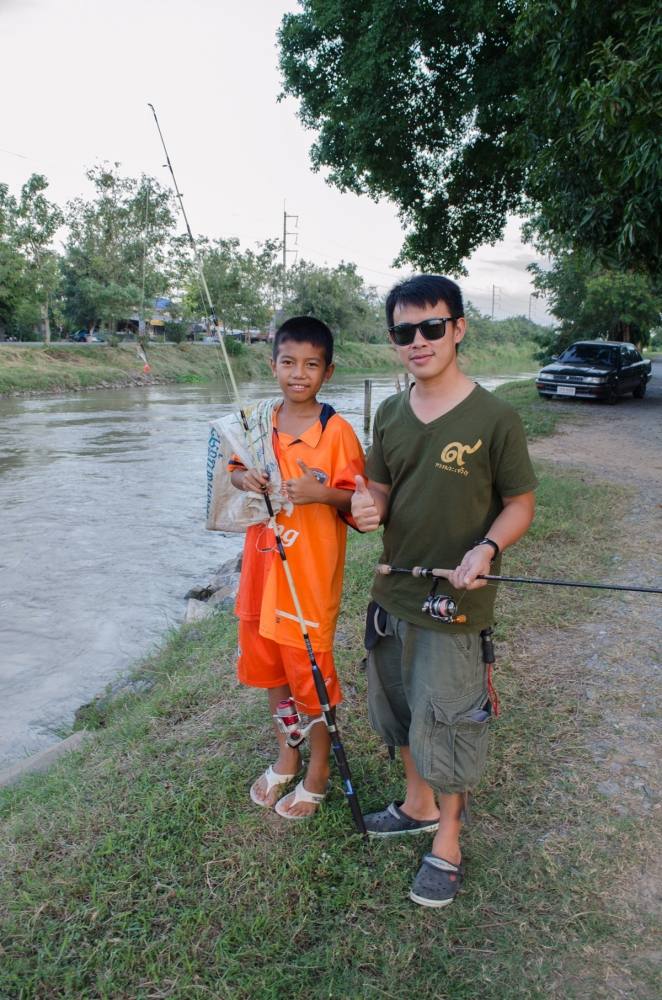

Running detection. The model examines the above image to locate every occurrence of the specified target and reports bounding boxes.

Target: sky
[0,0,552,323]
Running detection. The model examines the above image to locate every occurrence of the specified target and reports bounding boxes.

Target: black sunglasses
[387,316,460,347]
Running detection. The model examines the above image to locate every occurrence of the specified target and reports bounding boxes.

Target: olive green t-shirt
[367,384,538,632]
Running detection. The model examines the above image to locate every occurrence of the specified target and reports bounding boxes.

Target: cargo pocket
[420,698,491,793]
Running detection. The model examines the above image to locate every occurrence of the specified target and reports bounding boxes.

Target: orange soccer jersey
[230,403,365,653]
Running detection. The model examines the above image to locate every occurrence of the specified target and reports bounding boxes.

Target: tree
[278,1,662,276]
[530,252,661,358]
[283,260,383,342]
[62,164,176,333]
[518,1,662,274]
[0,175,63,340]
[181,237,283,332]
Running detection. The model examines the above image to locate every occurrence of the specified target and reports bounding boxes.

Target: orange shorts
[237,618,342,715]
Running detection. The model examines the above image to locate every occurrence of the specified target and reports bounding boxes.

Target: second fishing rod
[148,103,367,837]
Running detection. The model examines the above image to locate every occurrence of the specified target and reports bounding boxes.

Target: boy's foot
[409,854,464,908]
[250,763,300,808]
[363,801,440,837]
[274,778,328,819]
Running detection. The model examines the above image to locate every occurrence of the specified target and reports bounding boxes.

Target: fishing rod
[148,104,367,837]
[376,564,662,595]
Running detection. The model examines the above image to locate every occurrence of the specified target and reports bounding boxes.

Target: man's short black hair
[272,316,334,367]
[385,275,464,328]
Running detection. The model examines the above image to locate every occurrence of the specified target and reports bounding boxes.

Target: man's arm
[350,475,391,531]
[447,491,536,590]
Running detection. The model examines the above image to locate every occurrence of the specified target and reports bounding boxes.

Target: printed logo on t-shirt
[435,439,483,477]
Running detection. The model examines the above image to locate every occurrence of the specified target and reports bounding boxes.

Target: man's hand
[351,475,382,532]
[284,459,326,505]
[447,545,493,590]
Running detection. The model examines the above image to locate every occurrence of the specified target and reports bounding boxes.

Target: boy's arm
[350,475,390,532]
[447,490,536,590]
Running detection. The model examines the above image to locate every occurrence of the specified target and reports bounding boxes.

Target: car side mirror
[551,354,559,361]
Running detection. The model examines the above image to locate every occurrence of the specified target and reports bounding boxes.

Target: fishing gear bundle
[149,104,367,837]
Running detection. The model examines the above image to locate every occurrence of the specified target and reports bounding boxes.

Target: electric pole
[282,203,298,301]
[491,284,500,320]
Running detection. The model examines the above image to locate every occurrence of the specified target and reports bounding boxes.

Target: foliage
[279,1,662,276]
[182,237,282,332]
[0,175,63,340]
[283,259,383,342]
[62,164,176,333]
[518,1,662,274]
[279,0,524,276]
[530,251,661,359]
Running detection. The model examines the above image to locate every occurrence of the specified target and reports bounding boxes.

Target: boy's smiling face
[271,338,334,405]
[391,299,465,384]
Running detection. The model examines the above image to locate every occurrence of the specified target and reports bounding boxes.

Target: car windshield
[559,345,615,365]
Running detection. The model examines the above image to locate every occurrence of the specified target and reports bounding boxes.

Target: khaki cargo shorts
[366,610,491,795]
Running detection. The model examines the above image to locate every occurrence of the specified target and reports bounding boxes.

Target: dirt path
[524,365,661,995]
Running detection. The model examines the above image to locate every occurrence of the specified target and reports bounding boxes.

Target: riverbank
[2,382,659,997]
[0,340,538,397]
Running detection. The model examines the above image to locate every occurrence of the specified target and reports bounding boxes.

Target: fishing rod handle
[376,564,452,579]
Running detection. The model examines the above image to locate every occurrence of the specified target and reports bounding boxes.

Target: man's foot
[363,801,440,837]
[250,754,301,808]
[409,854,464,908]
[275,778,328,819]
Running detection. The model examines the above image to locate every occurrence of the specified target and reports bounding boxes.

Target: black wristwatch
[474,537,500,560]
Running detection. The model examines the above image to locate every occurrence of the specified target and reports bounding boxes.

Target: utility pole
[491,284,500,320]
[282,202,298,300]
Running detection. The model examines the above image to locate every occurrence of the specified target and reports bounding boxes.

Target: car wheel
[633,379,647,399]
[606,387,619,405]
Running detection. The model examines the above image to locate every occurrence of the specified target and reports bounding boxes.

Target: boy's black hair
[272,315,334,367]
[385,275,464,328]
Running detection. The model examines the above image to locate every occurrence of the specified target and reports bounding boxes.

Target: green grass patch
[462,341,538,374]
[494,380,562,438]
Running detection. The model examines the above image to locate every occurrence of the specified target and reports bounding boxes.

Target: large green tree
[530,252,661,357]
[278,1,662,276]
[182,237,283,332]
[0,175,63,340]
[62,164,175,333]
[283,260,383,342]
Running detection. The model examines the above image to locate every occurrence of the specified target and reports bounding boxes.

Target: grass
[0,342,401,396]
[3,421,658,998]
[0,340,540,396]
[494,380,565,439]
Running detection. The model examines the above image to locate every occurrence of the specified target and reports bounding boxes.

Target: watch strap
[474,537,499,560]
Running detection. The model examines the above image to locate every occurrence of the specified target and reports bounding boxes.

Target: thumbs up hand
[351,475,381,532]
[284,459,326,505]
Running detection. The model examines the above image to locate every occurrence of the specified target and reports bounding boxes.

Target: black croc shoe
[362,801,440,837]
[409,854,464,907]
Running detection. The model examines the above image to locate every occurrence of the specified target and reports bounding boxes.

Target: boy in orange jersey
[229,316,364,819]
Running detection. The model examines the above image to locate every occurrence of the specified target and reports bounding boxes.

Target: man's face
[390,299,465,382]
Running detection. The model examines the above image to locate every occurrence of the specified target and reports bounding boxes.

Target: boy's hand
[284,460,326,505]
[351,475,381,532]
[447,545,493,590]
[241,467,271,493]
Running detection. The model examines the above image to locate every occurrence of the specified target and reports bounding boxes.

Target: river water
[0,371,534,768]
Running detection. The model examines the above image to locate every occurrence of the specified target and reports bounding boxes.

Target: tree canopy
[530,251,660,358]
[278,1,662,277]
[0,175,62,340]
[62,164,176,334]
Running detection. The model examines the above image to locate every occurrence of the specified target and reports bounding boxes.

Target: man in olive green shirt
[351,274,536,908]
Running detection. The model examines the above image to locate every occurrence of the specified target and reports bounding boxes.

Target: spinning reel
[421,578,466,624]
